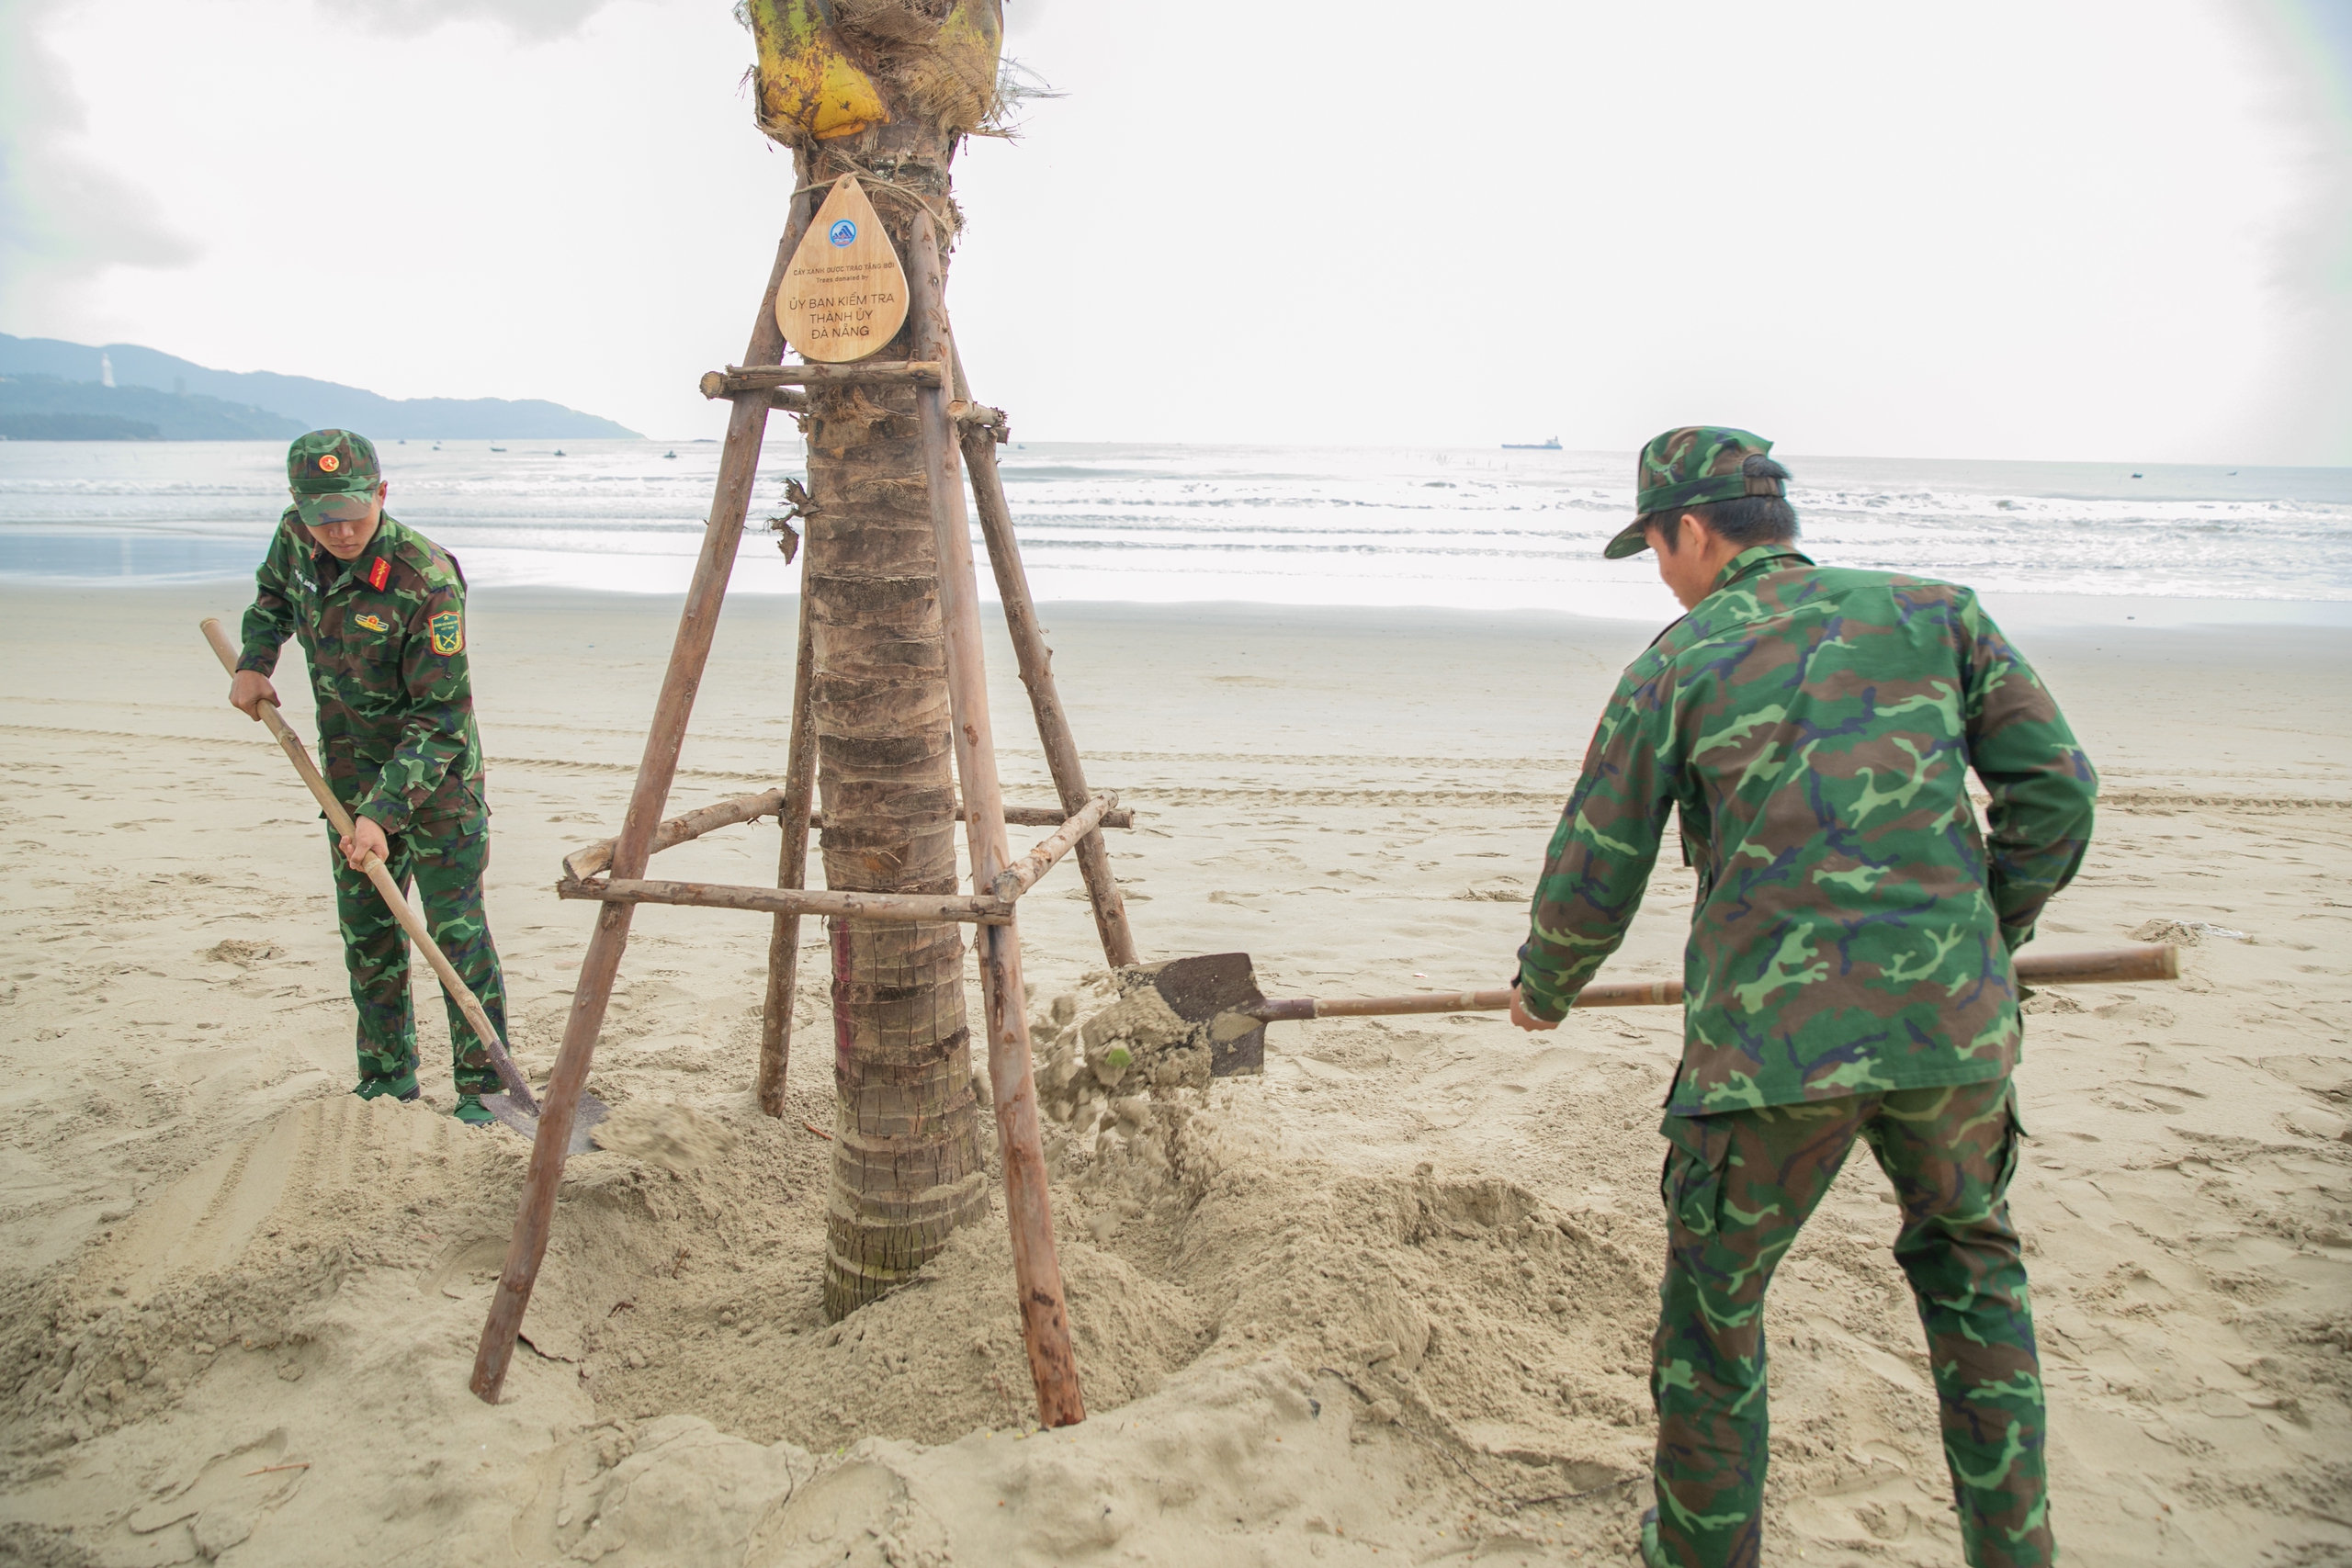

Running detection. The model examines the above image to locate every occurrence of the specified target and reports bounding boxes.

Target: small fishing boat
[663,450,677,459]
[490,446,506,453]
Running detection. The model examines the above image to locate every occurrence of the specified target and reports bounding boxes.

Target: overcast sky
[3,0,2346,464]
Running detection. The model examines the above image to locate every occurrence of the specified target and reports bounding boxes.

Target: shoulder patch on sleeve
[429,610,464,656]
[408,552,464,596]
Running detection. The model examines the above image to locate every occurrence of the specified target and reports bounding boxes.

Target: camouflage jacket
[1517,546,2097,1114]
[237,513,486,836]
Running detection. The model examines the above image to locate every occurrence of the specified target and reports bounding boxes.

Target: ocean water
[1,436,2346,621]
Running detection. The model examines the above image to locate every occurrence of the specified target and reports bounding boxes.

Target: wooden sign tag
[775,175,910,364]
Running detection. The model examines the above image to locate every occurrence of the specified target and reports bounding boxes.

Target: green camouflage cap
[288,429,381,526]
[1603,426,1781,558]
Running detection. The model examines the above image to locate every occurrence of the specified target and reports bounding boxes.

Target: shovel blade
[1141,952,1267,1077]
[481,1090,608,1155]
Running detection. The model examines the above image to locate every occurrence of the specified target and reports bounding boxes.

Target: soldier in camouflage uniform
[229,430,507,1126]
[1509,429,2097,1568]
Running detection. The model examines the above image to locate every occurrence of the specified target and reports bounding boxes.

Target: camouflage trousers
[1650,1077,2050,1568]
[328,809,506,1098]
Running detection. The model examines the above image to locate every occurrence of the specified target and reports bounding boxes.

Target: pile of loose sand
[0,946,1678,1562]
[2,1054,1666,1565]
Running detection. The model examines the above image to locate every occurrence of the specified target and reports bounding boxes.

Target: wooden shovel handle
[200,618,537,1113]
[1249,944,2179,1021]
[1250,980,1670,1020]
[2016,942,2179,985]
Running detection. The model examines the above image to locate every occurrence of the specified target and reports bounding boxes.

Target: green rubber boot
[1637,1506,1669,1568]
[454,1093,496,1128]
[355,1071,420,1102]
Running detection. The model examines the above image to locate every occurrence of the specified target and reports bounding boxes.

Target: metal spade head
[480,1092,606,1154]
[1139,952,1268,1077]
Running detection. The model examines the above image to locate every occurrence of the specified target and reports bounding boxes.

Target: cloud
[1001,0,1047,39]
[0,0,198,324]
[2245,0,2352,464]
[0,0,624,330]
[329,0,623,40]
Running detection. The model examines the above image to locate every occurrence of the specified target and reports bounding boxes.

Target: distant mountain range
[0,375,302,441]
[0,333,639,441]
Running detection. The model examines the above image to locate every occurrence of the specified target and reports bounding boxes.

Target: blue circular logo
[829,220,857,247]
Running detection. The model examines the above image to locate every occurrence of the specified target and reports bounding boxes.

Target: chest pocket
[314,605,404,720]
[344,610,401,660]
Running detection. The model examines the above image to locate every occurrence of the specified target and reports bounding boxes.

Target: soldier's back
[1639,550,2027,1111]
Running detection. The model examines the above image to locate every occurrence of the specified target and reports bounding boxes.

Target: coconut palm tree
[742,0,1004,1319]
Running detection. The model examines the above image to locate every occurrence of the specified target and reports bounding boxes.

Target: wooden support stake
[560,876,1010,925]
[908,211,1084,1428]
[952,345,1138,969]
[757,589,819,1117]
[470,186,818,1406]
[992,793,1115,902]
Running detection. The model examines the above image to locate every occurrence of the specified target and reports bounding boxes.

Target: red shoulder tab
[366,557,390,591]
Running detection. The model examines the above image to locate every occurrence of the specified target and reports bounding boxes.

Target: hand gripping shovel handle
[200,618,539,1114]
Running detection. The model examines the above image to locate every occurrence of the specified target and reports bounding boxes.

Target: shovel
[1144,943,2182,1077]
[201,617,605,1150]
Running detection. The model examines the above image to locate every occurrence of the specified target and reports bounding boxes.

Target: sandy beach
[2,580,2347,1567]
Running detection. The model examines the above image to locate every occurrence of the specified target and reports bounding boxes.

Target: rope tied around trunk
[794,151,961,245]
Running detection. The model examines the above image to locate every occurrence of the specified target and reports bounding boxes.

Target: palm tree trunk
[745,0,1005,1320]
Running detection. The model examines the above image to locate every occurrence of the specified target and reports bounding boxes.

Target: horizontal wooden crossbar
[562,789,782,883]
[994,794,1115,902]
[557,876,1012,924]
[560,791,1134,883]
[952,400,1007,434]
[556,794,1123,925]
[700,361,944,398]
[758,385,1000,432]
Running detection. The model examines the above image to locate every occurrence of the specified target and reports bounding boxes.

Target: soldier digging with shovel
[226,430,510,1126]
[1510,428,2096,1568]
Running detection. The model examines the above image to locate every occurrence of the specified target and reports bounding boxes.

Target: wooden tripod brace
[469,202,1127,1430]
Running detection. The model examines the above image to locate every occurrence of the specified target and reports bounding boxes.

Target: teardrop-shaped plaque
[775,175,910,364]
